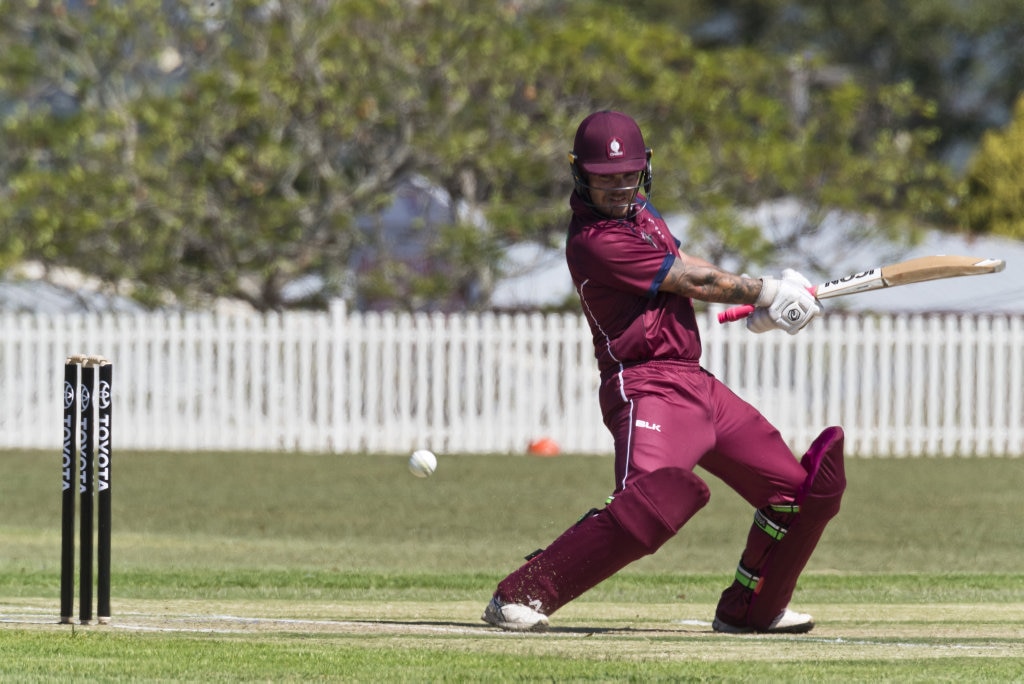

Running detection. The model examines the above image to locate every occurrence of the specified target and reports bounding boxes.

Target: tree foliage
[0,0,957,311]
[960,95,1024,240]
[630,0,1024,168]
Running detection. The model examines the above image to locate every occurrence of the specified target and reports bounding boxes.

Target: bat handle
[717,304,755,323]
[717,286,818,324]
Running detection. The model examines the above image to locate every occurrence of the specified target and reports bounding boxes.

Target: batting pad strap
[769,503,800,514]
[754,509,789,541]
[734,564,763,592]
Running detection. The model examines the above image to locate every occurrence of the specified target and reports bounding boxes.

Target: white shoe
[481,596,549,632]
[712,608,815,634]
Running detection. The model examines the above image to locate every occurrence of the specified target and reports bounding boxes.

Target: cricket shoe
[712,608,815,634]
[481,596,549,632]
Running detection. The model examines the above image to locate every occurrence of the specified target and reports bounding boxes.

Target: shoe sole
[482,606,550,632]
[712,618,814,634]
[485,619,549,632]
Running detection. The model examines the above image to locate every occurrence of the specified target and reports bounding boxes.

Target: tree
[2,1,429,309]
[0,1,174,284]
[960,94,1024,239]
[0,0,571,310]
[635,0,1024,175]
[0,0,956,311]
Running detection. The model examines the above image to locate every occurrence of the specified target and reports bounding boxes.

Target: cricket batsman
[482,110,846,634]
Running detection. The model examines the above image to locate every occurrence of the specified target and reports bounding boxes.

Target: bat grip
[717,304,755,323]
[717,286,818,324]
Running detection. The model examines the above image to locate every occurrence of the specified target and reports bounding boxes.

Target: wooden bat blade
[717,255,1006,323]
[880,255,1005,287]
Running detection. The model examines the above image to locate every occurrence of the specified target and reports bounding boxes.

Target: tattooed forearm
[660,256,763,304]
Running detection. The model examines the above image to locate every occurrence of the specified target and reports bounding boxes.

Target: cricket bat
[718,255,1006,323]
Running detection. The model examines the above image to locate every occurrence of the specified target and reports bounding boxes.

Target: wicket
[61,354,113,625]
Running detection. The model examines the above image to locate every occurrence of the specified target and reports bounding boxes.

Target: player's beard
[593,190,638,219]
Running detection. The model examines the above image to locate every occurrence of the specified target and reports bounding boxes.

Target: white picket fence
[0,306,1021,457]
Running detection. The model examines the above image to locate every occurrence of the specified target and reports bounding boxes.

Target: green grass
[2,628,1017,682]
[2,450,1023,681]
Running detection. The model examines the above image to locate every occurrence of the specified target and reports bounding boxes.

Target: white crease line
[109,623,244,634]
[198,614,494,635]
[0,608,493,635]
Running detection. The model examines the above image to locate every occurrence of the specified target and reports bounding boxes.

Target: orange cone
[527,437,561,457]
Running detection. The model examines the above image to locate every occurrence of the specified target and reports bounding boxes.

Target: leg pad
[717,426,846,630]
[606,467,711,552]
[495,468,709,615]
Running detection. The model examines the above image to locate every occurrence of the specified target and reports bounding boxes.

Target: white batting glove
[781,268,813,290]
[745,307,775,334]
[753,270,822,335]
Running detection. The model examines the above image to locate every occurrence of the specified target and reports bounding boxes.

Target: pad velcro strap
[754,509,789,541]
[769,503,800,514]
[735,563,762,592]
[575,508,600,525]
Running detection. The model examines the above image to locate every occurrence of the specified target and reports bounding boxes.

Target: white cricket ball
[408,449,437,478]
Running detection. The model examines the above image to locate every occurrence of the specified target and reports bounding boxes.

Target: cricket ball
[408,449,437,478]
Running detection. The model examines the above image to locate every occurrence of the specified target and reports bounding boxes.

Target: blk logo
[635,419,661,432]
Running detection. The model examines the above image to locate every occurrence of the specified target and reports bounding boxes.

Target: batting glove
[745,307,776,334]
[753,269,822,335]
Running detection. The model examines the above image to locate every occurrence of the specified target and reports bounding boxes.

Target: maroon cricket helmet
[571,111,648,175]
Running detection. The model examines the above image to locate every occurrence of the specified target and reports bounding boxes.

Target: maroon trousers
[494,362,844,626]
